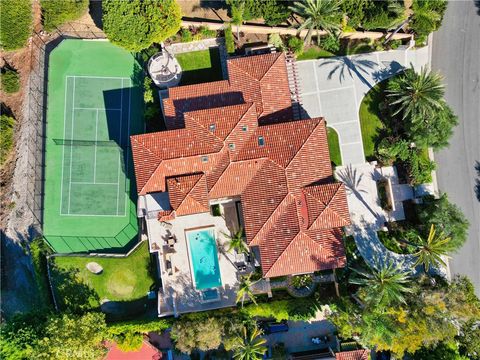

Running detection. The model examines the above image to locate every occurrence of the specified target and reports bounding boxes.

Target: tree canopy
[102,0,182,52]
[0,0,32,51]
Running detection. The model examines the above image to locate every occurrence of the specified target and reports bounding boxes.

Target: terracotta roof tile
[336,350,369,360]
[131,52,351,277]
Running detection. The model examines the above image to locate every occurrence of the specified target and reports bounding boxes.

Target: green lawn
[52,241,155,303]
[297,46,336,61]
[176,48,223,85]
[359,81,386,160]
[327,127,342,167]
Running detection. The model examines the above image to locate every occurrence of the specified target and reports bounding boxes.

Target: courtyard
[141,194,252,316]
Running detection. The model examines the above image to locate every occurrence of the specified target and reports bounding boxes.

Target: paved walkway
[297,46,429,165]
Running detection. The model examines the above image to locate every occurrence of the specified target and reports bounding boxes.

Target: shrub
[143,77,155,104]
[321,34,341,53]
[242,0,290,26]
[1,68,20,93]
[288,36,304,55]
[224,24,235,54]
[30,238,53,309]
[41,0,89,32]
[290,274,313,289]
[407,148,435,185]
[416,194,469,252]
[198,26,216,39]
[410,0,447,38]
[103,0,182,52]
[243,298,318,321]
[0,0,32,51]
[268,33,285,51]
[0,115,15,166]
[181,28,193,43]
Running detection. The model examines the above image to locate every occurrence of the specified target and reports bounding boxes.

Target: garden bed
[327,127,342,167]
[358,81,387,160]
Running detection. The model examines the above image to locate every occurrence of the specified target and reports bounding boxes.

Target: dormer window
[209,124,216,132]
[258,136,265,147]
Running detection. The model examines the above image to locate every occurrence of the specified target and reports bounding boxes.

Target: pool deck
[145,201,250,316]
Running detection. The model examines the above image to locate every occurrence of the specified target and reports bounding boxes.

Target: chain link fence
[25,25,106,233]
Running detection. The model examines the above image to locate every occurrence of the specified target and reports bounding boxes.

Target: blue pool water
[186,228,222,290]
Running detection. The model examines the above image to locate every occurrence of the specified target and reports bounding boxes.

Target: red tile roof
[336,350,370,360]
[131,52,351,277]
[105,341,161,360]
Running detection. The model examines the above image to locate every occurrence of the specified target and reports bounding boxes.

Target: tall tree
[227,0,245,38]
[349,261,413,308]
[387,67,445,121]
[387,67,457,149]
[410,0,447,39]
[222,227,249,254]
[413,224,450,273]
[171,315,224,353]
[237,274,258,308]
[289,0,343,45]
[233,326,267,360]
[102,0,182,52]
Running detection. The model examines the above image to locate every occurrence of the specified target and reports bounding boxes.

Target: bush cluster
[40,0,89,32]
[1,68,20,93]
[179,26,217,43]
[227,0,290,27]
[0,0,32,51]
[0,115,15,166]
[224,25,235,54]
[242,297,318,321]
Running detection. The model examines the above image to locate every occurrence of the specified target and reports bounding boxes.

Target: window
[209,123,216,132]
[201,155,208,163]
[228,143,236,150]
[258,136,265,146]
[242,125,248,132]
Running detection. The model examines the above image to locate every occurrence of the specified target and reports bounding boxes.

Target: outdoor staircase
[285,51,304,120]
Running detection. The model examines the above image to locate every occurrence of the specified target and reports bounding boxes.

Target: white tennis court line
[71,181,119,185]
[59,77,69,214]
[61,75,132,217]
[67,75,127,80]
[74,107,122,111]
[93,109,99,183]
[67,76,76,215]
[115,78,123,216]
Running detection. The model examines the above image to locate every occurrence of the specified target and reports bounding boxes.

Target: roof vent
[201,155,209,163]
[209,123,216,132]
[242,125,248,132]
[258,136,265,147]
[228,143,236,150]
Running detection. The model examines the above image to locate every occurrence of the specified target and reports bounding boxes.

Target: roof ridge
[223,102,256,141]
[131,136,164,195]
[259,52,283,82]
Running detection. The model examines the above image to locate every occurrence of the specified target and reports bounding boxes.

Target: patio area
[141,195,254,316]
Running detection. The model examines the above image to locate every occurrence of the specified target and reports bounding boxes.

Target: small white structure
[148,48,182,88]
[86,262,103,274]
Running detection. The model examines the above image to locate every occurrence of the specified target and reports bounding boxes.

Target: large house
[131,52,351,316]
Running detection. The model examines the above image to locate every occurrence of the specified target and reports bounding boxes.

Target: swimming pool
[186,228,222,290]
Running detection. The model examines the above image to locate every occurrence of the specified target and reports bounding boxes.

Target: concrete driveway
[297,47,429,165]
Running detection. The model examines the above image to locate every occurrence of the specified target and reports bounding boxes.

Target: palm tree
[413,224,450,273]
[349,261,413,307]
[386,66,445,121]
[233,326,267,360]
[222,227,249,255]
[289,0,343,45]
[236,274,258,308]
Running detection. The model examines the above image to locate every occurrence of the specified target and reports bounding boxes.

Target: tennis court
[43,40,143,253]
[60,76,130,216]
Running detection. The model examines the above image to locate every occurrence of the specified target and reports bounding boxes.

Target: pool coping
[184,225,224,295]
